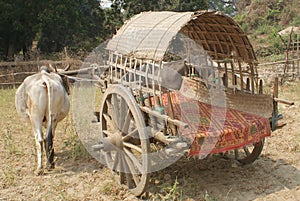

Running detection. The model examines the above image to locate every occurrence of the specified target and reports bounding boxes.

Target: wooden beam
[273,98,294,105]
[273,77,279,98]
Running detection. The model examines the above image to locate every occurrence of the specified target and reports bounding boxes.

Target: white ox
[15,66,70,175]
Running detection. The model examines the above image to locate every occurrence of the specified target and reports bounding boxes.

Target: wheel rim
[99,85,150,196]
[224,139,265,164]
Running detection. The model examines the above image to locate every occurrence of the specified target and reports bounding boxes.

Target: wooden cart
[91,11,279,196]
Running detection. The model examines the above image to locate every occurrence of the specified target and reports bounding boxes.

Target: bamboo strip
[166,91,175,130]
[246,78,250,91]
[250,63,255,94]
[238,61,244,90]
[230,60,235,86]
[224,62,228,87]
[259,79,263,94]
[139,106,188,128]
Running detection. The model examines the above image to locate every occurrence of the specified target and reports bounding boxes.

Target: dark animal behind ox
[15,66,70,175]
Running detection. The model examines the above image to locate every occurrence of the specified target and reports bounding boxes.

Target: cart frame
[92,11,278,196]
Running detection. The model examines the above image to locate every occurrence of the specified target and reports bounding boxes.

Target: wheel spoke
[119,98,127,129]
[234,149,239,160]
[103,113,112,123]
[119,153,125,184]
[102,130,114,137]
[126,173,135,189]
[112,151,120,171]
[111,94,120,129]
[105,152,114,169]
[124,153,140,185]
[243,146,250,156]
[105,99,113,118]
[120,153,134,188]
[105,98,112,110]
[124,148,143,173]
[123,142,142,153]
[121,109,131,134]
[122,128,138,141]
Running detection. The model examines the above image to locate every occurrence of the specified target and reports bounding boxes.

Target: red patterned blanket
[159,91,271,156]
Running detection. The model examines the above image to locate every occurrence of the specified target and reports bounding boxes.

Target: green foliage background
[0,0,299,61]
[0,0,209,60]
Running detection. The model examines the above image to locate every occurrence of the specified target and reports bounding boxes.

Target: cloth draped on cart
[159,91,271,157]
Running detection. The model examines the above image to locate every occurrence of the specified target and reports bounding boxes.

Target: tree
[0,0,231,60]
[0,0,42,60]
[173,0,209,12]
[208,0,239,16]
[0,0,107,60]
[110,0,209,19]
[38,0,106,54]
[101,0,124,37]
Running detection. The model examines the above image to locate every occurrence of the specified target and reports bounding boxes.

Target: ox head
[40,64,71,95]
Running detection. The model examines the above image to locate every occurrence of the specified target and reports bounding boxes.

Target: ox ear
[60,74,70,95]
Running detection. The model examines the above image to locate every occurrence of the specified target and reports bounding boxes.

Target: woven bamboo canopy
[106,10,257,63]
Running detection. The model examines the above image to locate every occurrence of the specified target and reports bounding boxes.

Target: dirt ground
[0,81,299,201]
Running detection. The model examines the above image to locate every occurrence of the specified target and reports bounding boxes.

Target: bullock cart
[91,11,279,196]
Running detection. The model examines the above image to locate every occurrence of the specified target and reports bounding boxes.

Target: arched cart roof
[106,11,256,63]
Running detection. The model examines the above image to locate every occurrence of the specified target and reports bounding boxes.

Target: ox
[15,66,70,175]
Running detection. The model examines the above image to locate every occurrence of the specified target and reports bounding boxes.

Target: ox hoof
[35,169,44,176]
[46,163,55,170]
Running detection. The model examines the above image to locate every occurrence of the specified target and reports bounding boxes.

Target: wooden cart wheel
[99,85,150,196]
[224,139,265,164]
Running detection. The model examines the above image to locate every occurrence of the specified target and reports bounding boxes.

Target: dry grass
[0,88,23,189]
[0,82,299,200]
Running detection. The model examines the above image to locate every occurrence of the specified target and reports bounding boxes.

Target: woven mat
[159,91,271,156]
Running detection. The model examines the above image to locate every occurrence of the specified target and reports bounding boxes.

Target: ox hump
[40,66,51,74]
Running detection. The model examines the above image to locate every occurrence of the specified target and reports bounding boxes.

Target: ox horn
[49,64,58,73]
[63,64,71,71]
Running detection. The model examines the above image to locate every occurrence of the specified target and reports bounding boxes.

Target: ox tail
[41,72,55,168]
[15,82,28,120]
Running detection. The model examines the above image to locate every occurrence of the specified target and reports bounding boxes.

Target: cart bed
[159,91,271,156]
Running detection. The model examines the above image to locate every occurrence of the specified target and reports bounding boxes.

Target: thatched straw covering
[278,26,300,35]
[106,11,256,63]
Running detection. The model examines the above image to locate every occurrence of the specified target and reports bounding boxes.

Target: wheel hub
[110,131,124,149]
[94,131,124,152]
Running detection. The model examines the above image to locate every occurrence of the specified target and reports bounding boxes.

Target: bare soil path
[0,82,299,200]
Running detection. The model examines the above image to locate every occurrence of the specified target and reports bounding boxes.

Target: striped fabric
[159,91,271,156]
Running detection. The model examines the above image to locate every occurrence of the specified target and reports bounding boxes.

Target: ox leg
[30,114,44,175]
[33,129,44,175]
[44,137,54,169]
[45,120,55,169]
